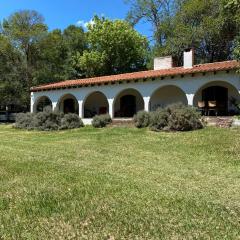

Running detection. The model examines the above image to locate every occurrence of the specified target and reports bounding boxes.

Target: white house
[31,49,240,124]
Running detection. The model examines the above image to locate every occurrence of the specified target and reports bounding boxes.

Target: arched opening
[34,96,52,113]
[149,85,188,111]
[114,88,144,118]
[194,81,240,116]
[57,94,79,114]
[83,91,109,118]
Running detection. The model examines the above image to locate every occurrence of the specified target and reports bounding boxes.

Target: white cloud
[76,19,95,29]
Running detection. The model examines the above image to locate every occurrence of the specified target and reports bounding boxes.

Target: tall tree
[163,0,240,63]
[0,35,27,108]
[76,16,149,77]
[126,0,240,64]
[36,25,87,84]
[1,10,48,92]
[229,0,240,61]
[125,0,180,43]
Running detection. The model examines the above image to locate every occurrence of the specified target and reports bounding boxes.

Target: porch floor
[203,116,233,128]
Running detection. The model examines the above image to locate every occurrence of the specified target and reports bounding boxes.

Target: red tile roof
[31,60,239,92]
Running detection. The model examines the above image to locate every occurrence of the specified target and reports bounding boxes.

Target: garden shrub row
[134,103,203,131]
[15,104,203,131]
[15,107,84,131]
[92,114,112,128]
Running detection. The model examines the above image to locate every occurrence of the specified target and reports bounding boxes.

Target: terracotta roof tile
[31,60,239,92]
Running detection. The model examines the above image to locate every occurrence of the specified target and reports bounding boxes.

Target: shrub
[92,114,112,128]
[15,108,84,131]
[15,113,35,130]
[60,113,84,130]
[167,103,203,131]
[149,108,169,131]
[133,111,151,128]
[33,110,62,131]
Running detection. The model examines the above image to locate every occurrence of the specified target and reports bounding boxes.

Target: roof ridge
[194,60,238,67]
[31,60,239,92]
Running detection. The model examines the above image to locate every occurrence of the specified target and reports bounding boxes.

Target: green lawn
[0,125,240,239]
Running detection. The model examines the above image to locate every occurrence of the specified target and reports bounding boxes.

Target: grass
[0,125,240,239]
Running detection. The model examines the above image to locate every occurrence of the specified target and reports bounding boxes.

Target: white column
[144,97,150,112]
[186,94,194,106]
[30,93,34,113]
[78,100,83,118]
[52,102,57,112]
[108,98,114,118]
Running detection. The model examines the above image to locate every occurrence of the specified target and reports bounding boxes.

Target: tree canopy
[126,0,240,64]
[76,16,149,77]
[1,3,240,111]
[0,11,148,110]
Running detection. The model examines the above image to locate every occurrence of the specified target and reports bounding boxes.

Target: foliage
[126,0,240,64]
[0,11,149,110]
[149,108,169,131]
[133,104,203,131]
[15,108,83,131]
[76,16,149,77]
[0,11,87,110]
[60,113,84,130]
[32,110,62,131]
[133,110,151,128]
[36,25,87,84]
[0,35,27,108]
[15,112,35,130]
[126,0,178,42]
[1,10,48,90]
[166,103,203,131]
[230,97,240,113]
[92,114,112,128]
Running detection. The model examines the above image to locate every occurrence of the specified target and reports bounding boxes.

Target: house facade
[31,49,240,124]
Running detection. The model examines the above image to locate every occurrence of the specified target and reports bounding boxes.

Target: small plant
[92,114,112,128]
[166,103,203,131]
[60,113,84,130]
[149,108,169,131]
[133,111,151,128]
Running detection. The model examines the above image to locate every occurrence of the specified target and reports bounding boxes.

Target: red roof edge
[31,60,239,92]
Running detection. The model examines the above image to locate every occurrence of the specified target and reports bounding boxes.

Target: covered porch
[193,81,240,116]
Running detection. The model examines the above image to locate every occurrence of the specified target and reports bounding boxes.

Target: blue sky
[0,0,153,39]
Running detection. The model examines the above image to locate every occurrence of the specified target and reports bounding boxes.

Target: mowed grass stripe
[0,125,239,239]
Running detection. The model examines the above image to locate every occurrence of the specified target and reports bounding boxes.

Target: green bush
[92,114,112,128]
[134,103,203,132]
[149,108,169,131]
[133,111,151,128]
[15,108,83,131]
[60,113,84,130]
[166,103,203,131]
[15,113,35,130]
[33,111,62,131]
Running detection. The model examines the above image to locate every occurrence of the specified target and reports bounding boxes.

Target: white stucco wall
[31,70,240,124]
[150,85,188,111]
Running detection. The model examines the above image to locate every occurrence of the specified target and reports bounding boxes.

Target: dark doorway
[64,99,77,114]
[120,95,136,117]
[202,86,228,115]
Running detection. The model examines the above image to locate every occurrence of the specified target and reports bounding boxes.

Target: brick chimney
[183,48,194,68]
[154,56,173,70]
